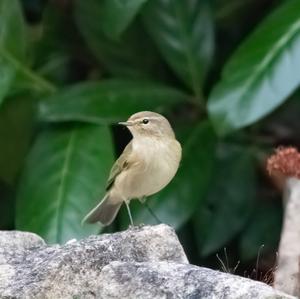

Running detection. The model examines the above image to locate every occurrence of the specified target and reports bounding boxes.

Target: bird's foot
[128,223,145,230]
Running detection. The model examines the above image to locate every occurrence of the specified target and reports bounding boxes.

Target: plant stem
[274,178,300,296]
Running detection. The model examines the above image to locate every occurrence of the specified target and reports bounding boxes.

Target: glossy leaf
[39,80,188,124]
[119,121,217,229]
[16,125,114,243]
[239,201,282,261]
[74,0,157,77]
[195,144,256,256]
[208,0,300,135]
[96,0,148,40]
[142,0,214,97]
[0,0,26,105]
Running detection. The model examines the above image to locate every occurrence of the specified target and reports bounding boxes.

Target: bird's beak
[118,121,134,126]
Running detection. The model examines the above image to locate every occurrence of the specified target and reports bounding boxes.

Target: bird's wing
[105,141,134,191]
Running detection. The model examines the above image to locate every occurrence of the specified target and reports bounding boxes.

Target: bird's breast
[124,137,181,198]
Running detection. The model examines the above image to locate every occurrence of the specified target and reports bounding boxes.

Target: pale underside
[106,136,182,204]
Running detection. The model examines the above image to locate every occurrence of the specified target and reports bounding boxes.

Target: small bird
[82,111,182,226]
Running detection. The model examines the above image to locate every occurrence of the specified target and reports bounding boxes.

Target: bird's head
[119,111,175,139]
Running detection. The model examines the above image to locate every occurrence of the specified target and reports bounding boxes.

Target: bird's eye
[142,119,149,124]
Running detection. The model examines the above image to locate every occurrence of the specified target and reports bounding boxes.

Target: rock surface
[0,231,45,250]
[0,224,295,299]
[99,261,295,299]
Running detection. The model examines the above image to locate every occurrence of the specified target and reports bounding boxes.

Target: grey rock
[99,261,295,299]
[0,224,295,299]
[0,231,46,293]
[0,224,187,298]
[0,231,45,250]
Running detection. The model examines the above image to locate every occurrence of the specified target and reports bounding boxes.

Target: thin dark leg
[144,201,161,224]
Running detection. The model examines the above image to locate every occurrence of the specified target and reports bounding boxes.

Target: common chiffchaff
[82,111,182,226]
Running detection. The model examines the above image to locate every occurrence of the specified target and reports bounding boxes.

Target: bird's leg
[124,200,134,227]
[141,198,162,224]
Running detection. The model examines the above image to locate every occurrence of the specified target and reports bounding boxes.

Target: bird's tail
[82,195,122,226]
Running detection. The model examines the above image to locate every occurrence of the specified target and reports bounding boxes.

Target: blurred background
[1,0,300,284]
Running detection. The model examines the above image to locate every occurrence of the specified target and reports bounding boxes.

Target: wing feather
[106,141,133,191]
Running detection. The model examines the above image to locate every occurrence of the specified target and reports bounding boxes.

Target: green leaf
[195,144,256,256]
[16,124,114,243]
[208,0,300,135]
[119,121,217,229]
[0,0,55,98]
[0,0,26,105]
[96,0,148,40]
[0,0,26,60]
[39,80,188,124]
[0,97,35,184]
[0,59,15,105]
[142,0,214,98]
[74,0,157,77]
[215,0,254,23]
[32,3,72,86]
[239,201,282,261]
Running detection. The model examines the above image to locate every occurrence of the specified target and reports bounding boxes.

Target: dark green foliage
[142,0,214,98]
[240,201,282,261]
[39,80,188,124]
[195,144,256,256]
[0,0,26,104]
[1,0,299,278]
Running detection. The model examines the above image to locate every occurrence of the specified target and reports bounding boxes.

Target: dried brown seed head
[267,147,300,180]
